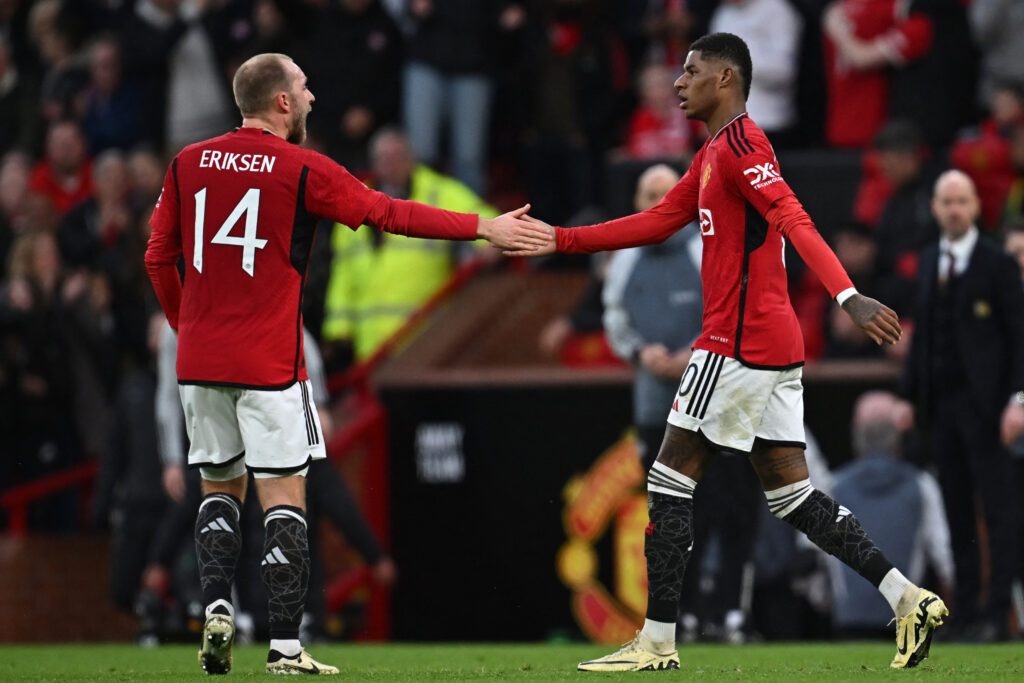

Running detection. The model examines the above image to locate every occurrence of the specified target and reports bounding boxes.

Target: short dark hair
[689,33,752,100]
[232,53,293,117]
[872,119,924,154]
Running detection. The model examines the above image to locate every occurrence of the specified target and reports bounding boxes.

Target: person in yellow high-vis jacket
[322,127,497,362]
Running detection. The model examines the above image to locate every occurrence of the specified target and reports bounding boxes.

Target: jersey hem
[177,378,299,391]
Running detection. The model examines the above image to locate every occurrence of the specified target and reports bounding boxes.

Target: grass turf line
[0,642,1021,681]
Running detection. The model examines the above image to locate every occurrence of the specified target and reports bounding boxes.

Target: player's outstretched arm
[841,293,902,345]
[476,204,553,252]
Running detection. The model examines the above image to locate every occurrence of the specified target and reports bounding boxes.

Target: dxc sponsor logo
[743,162,779,186]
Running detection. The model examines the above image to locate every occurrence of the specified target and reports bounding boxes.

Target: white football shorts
[180,380,326,480]
[666,349,805,453]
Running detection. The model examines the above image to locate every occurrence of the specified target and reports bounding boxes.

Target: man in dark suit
[899,169,1024,641]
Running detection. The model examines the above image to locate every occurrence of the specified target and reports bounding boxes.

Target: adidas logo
[835,506,851,523]
[200,517,233,534]
[261,546,290,566]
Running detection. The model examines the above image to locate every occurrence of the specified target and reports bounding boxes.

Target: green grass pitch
[0,642,1021,681]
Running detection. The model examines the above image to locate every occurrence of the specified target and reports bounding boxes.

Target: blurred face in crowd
[931,171,979,241]
[1004,230,1024,279]
[128,149,165,202]
[46,122,86,175]
[89,39,121,95]
[640,65,679,118]
[675,50,723,122]
[0,151,30,217]
[990,87,1024,128]
[634,165,680,212]
[94,153,128,203]
[285,59,314,145]
[876,148,920,187]
[371,132,415,189]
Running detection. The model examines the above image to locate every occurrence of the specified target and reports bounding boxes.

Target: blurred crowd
[1,0,1024,644]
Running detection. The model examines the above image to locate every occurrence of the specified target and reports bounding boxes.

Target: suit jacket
[900,237,1024,421]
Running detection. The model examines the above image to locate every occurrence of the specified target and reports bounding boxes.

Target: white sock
[270,638,301,657]
[878,568,915,617]
[640,619,676,650]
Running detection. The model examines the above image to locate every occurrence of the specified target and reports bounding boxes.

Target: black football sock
[261,505,310,641]
[644,462,697,624]
[771,483,893,586]
[195,492,243,614]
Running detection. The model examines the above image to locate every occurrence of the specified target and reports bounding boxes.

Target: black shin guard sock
[782,489,893,586]
[644,491,695,623]
[261,505,310,640]
[195,493,243,610]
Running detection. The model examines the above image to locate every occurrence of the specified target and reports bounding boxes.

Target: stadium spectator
[401,0,526,196]
[828,391,953,638]
[968,0,1024,108]
[0,150,31,263]
[321,127,499,366]
[303,0,404,171]
[603,164,696,470]
[887,0,975,148]
[1002,122,1024,227]
[28,119,94,217]
[821,0,932,148]
[0,230,83,528]
[127,146,167,214]
[0,34,40,158]
[709,0,802,145]
[898,170,1024,642]
[951,82,1024,231]
[619,64,696,161]
[28,0,88,126]
[121,0,240,154]
[628,0,694,68]
[518,0,630,226]
[57,149,132,270]
[144,52,545,675]
[511,32,946,672]
[78,33,141,154]
[869,120,941,317]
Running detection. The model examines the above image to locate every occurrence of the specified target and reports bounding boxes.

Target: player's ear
[719,66,734,90]
[276,90,290,113]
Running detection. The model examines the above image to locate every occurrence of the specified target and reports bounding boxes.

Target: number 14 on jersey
[193,187,268,277]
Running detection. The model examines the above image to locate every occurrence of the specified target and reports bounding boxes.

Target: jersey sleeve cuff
[835,287,857,306]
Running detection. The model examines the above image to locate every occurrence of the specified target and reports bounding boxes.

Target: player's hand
[477,204,551,252]
[501,213,556,257]
[841,293,902,345]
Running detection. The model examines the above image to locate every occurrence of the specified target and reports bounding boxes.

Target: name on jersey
[743,162,782,190]
[199,150,277,173]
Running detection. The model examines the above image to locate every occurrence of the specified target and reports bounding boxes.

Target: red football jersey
[557,114,853,368]
[146,127,477,388]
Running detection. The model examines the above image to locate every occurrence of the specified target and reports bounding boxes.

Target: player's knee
[764,478,813,519]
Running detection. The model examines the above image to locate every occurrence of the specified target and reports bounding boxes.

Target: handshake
[475,204,556,257]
